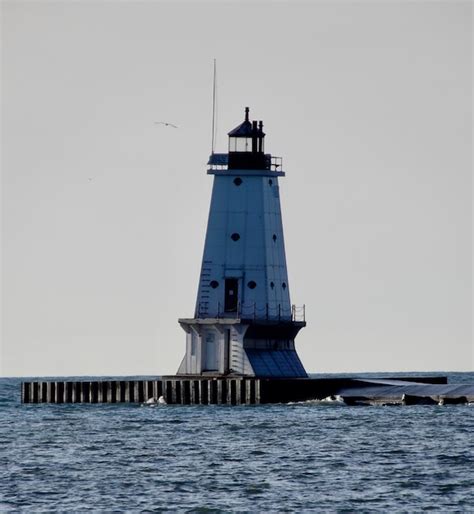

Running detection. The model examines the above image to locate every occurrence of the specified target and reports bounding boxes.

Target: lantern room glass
[229,137,252,152]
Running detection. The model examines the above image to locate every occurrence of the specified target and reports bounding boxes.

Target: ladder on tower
[197,260,212,317]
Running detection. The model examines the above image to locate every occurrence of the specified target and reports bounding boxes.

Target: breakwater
[21,375,474,405]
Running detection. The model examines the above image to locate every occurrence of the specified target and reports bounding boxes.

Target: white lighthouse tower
[178,108,307,377]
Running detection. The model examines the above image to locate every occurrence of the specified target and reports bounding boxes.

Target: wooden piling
[92,382,99,403]
[133,381,140,403]
[190,380,197,404]
[216,380,223,404]
[255,379,261,404]
[200,380,208,405]
[152,380,159,400]
[175,380,181,404]
[97,382,104,403]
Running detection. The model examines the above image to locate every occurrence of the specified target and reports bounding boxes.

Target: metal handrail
[196,302,305,322]
[207,154,284,173]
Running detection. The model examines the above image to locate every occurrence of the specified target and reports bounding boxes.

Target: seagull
[154,121,178,128]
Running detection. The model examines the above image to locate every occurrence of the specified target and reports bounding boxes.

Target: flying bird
[154,121,178,128]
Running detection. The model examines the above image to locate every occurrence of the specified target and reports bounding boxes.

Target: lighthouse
[178,108,307,377]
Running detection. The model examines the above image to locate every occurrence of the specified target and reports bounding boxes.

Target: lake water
[1,372,473,512]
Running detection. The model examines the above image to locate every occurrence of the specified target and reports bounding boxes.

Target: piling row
[21,378,261,405]
[23,376,469,406]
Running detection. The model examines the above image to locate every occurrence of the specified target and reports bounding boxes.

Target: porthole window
[269,179,273,186]
[282,282,287,289]
[270,282,275,289]
[231,233,240,241]
[210,280,219,289]
[272,234,277,242]
[247,281,257,289]
[233,177,242,186]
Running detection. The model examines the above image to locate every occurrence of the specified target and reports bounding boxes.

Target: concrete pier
[21,376,474,405]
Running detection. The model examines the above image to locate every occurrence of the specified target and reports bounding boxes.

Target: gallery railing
[196,302,305,322]
[207,153,283,173]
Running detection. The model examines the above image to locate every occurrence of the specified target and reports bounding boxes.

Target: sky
[1,0,472,377]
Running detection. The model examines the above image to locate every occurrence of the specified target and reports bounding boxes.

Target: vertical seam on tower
[262,176,269,317]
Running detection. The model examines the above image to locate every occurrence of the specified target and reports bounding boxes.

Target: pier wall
[21,377,262,405]
[21,376,457,405]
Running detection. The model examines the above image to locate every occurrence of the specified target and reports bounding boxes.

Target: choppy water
[1,372,473,512]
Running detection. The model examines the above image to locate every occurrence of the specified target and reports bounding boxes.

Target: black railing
[269,156,283,172]
[207,153,283,173]
[196,302,305,322]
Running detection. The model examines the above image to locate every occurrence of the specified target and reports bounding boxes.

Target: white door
[204,332,219,371]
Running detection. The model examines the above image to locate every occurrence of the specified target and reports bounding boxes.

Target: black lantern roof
[228,107,265,138]
[228,107,253,137]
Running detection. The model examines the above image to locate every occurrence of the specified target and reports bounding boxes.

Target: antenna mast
[211,59,217,154]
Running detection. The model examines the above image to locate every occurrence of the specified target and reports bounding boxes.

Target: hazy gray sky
[2,0,472,377]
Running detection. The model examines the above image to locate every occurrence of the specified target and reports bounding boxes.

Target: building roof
[246,349,307,378]
[228,119,253,137]
[228,106,253,137]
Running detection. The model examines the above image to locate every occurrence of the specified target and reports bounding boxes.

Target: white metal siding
[196,174,291,320]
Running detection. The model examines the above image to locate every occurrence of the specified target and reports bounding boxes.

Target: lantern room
[227,107,266,170]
